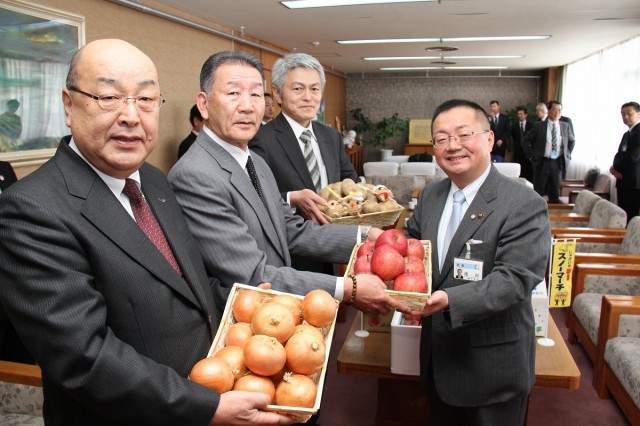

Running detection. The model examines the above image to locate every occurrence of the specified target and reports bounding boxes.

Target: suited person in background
[0,39,294,426]
[169,51,406,317]
[407,99,549,425]
[522,100,575,203]
[558,114,575,179]
[488,100,510,162]
[610,101,640,224]
[177,104,204,159]
[511,107,534,181]
[535,102,548,121]
[262,92,276,124]
[249,52,357,273]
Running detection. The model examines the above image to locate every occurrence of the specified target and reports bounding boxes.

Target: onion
[293,324,325,342]
[189,357,234,393]
[213,346,246,380]
[233,289,265,323]
[243,334,287,377]
[251,301,296,343]
[285,332,326,375]
[274,373,317,408]
[233,374,276,403]
[302,289,338,328]
[225,322,253,348]
[270,294,303,326]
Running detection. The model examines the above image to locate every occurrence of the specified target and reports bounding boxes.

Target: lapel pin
[470,214,476,220]
[158,197,166,203]
[477,213,484,219]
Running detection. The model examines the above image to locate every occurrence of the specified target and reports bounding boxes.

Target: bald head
[62,39,161,179]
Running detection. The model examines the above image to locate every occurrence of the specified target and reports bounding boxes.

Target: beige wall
[9,0,346,176]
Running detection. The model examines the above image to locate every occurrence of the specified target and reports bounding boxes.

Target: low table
[337,313,580,425]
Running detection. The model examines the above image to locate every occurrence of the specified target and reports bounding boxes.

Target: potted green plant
[350,108,408,160]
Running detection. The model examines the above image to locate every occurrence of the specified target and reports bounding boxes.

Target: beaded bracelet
[347,274,358,305]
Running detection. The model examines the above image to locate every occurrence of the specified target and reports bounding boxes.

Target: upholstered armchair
[0,360,43,423]
[548,189,602,219]
[550,198,627,239]
[593,295,640,425]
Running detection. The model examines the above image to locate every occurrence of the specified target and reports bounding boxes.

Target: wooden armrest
[552,226,626,235]
[411,188,421,199]
[0,360,42,387]
[594,295,640,395]
[547,203,575,211]
[552,234,625,245]
[561,179,585,185]
[549,213,590,222]
[575,253,640,264]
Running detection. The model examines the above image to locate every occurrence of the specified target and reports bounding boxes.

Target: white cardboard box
[532,280,549,337]
[390,311,421,376]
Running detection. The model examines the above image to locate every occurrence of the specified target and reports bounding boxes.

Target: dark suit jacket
[169,131,359,314]
[613,124,640,190]
[510,120,534,163]
[490,114,511,158]
[0,139,220,425]
[249,113,357,201]
[407,166,549,406]
[522,119,575,167]
[0,160,17,191]
[177,131,197,159]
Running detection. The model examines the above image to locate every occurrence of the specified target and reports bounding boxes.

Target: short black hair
[547,100,562,110]
[621,102,640,112]
[188,104,202,126]
[431,99,490,134]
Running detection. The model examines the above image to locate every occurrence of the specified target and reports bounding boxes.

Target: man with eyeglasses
[407,99,549,426]
[0,39,294,425]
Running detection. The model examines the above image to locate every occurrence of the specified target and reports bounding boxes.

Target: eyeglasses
[68,86,165,112]
[432,129,490,148]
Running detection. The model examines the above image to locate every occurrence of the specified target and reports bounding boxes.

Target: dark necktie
[122,179,182,276]
[521,122,525,135]
[246,156,267,207]
[300,130,321,192]
[551,122,558,152]
[441,190,465,271]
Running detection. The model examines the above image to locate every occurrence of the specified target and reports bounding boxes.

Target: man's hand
[289,189,328,225]
[346,274,410,315]
[609,165,622,179]
[257,283,272,290]
[210,391,297,425]
[410,290,449,317]
[496,139,503,147]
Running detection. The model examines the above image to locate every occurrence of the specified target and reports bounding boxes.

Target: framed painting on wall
[0,0,85,168]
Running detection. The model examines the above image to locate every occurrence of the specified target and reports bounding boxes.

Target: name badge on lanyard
[453,239,483,281]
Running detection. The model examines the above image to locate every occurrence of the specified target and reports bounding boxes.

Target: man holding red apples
[406,99,550,426]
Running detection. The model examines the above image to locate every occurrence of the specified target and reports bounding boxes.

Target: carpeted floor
[318,306,630,425]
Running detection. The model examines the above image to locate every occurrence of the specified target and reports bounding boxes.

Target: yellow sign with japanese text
[549,240,576,307]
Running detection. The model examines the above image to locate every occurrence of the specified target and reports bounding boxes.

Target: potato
[380,199,400,211]
[341,178,358,196]
[362,201,382,214]
[330,182,343,196]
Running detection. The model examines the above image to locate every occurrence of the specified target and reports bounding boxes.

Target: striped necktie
[551,122,558,152]
[246,156,267,207]
[300,130,321,192]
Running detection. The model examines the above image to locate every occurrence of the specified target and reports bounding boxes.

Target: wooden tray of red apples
[344,229,431,311]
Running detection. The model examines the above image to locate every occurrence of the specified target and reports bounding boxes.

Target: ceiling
[148,0,640,75]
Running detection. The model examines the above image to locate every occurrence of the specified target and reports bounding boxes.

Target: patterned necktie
[246,156,267,207]
[441,190,465,271]
[122,179,182,276]
[300,130,321,192]
[551,122,558,152]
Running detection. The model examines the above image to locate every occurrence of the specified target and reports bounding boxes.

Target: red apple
[406,238,425,259]
[404,256,425,274]
[353,255,372,274]
[393,272,428,293]
[370,245,405,281]
[356,240,376,258]
[374,229,408,257]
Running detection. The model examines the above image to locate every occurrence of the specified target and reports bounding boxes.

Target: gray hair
[271,53,326,93]
[200,51,264,97]
[535,102,548,114]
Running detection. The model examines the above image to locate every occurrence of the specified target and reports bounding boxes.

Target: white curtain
[562,35,640,202]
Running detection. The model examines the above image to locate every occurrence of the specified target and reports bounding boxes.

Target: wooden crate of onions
[188,283,338,422]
